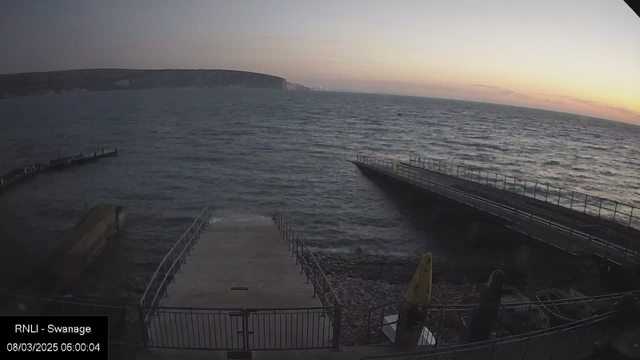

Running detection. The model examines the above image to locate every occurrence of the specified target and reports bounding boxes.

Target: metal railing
[272,211,342,350]
[364,290,638,348]
[407,155,640,231]
[144,306,335,350]
[354,154,640,267]
[140,204,212,314]
[362,309,626,360]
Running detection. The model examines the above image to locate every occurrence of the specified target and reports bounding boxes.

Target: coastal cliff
[0,69,309,99]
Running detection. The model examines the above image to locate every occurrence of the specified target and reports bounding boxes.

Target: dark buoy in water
[397,113,402,116]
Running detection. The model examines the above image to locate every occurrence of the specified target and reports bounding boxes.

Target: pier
[354,154,640,269]
[0,147,118,193]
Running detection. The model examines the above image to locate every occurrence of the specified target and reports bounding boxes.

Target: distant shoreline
[0,68,309,100]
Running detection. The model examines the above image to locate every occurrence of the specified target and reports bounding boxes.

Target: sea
[0,88,638,301]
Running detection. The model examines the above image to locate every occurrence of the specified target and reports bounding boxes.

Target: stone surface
[315,246,605,346]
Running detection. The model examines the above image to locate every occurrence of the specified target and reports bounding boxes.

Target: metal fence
[364,290,639,348]
[139,204,212,313]
[144,306,336,350]
[272,212,342,311]
[272,211,342,348]
[362,311,621,360]
[354,154,639,268]
[407,155,640,231]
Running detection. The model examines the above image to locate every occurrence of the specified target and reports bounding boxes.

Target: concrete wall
[25,204,124,295]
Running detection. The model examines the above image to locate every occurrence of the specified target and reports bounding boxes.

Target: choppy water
[0,89,638,300]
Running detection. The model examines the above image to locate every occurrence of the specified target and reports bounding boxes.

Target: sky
[1,0,638,123]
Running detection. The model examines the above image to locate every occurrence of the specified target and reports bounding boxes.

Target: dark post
[558,188,561,205]
[138,306,149,349]
[584,195,588,213]
[570,191,575,209]
[598,198,603,219]
[332,305,342,351]
[545,184,549,202]
[242,309,250,352]
[613,202,618,222]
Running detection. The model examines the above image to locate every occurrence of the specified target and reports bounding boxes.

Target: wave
[543,160,561,166]
[583,144,608,151]
[574,154,594,160]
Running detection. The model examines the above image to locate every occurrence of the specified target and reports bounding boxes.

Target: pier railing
[139,204,212,315]
[407,155,640,231]
[272,211,342,350]
[355,154,640,267]
[364,290,638,347]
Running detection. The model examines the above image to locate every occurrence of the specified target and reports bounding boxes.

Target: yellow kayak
[395,252,433,349]
[404,252,433,307]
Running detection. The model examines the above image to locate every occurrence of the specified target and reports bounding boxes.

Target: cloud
[559,95,640,120]
[244,35,351,45]
[500,89,530,99]
[542,98,565,105]
[559,95,598,107]
[470,84,500,89]
[470,84,530,99]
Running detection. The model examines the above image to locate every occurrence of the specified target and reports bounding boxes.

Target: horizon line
[1,66,637,127]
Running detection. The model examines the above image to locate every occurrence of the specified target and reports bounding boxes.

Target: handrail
[272,212,341,307]
[272,211,342,350]
[139,204,212,315]
[364,289,640,346]
[361,306,628,360]
[367,289,640,315]
[405,154,639,231]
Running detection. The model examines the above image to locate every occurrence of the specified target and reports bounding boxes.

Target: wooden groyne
[0,147,118,193]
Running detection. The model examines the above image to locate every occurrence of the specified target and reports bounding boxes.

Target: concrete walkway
[145,215,331,350]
